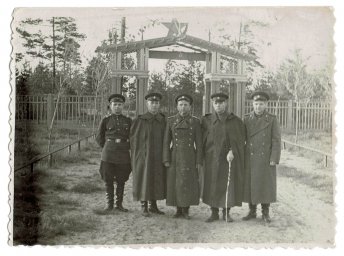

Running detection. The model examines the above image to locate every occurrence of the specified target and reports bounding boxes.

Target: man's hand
[196,163,202,170]
[164,162,171,168]
[269,161,276,166]
[226,150,234,162]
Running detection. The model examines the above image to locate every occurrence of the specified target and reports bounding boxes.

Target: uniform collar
[250,110,269,122]
[177,113,190,120]
[111,113,123,118]
[211,111,233,124]
[141,111,163,121]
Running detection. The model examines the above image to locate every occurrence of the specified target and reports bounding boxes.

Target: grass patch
[38,213,99,242]
[55,197,82,207]
[13,172,41,245]
[283,130,332,153]
[70,181,103,194]
[278,164,333,195]
[284,144,332,168]
[41,178,69,192]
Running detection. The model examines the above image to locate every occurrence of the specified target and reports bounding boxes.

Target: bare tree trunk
[47,77,66,152]
[295,100,299,143]
[77,94,81,139]
[92,90,98,133]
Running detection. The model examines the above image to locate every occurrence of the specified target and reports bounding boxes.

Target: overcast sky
[12,7,334,73]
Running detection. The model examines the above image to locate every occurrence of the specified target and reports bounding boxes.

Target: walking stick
[225,159,232,222]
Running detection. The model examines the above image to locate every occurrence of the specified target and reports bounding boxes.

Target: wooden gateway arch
[99,20,256,118]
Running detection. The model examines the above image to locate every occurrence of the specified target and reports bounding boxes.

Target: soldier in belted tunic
[130,92,167,217]
[163,94,203,219]
[96,94,132,213]
[242,91,281,223]
[201,93,245,223]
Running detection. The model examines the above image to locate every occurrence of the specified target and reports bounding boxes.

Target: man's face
[109,102,124,115]
[253,100,267,115]
[212,100,227,114]
[147,100,160,114]
[177,100,191,116]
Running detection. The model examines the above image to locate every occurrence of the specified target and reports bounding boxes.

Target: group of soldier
[95,89,281,224]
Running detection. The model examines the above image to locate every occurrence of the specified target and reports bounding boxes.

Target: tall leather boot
[182,206,190,220]
[141,201,150,217]
[205,207,219,223]
[115,183,128,212]
[149,200,165,215]
[173,207,183,218]
[223,208,234,222]
[242,203,257,221]
[262,203,271,223]
[102,182,114,213]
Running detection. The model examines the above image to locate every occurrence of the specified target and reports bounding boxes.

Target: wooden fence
[16,95,332,131]
[244,100,332,130]
[16,94,105,129]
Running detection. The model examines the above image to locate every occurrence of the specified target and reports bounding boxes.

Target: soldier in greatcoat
[201,93,246,223]
[95,94,132,213]
[130,92,167,217]
[242,91,281,223]
[163,94,203,219]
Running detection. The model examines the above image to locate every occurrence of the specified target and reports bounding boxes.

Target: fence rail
[14,133,96,174]
[16,94,332,131]
[244,100,332,130]
[16,94,105,129]
[282,139,332,167]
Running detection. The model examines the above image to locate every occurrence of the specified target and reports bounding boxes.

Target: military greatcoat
[130,112,167,201]
[243,110,281,204]
[162,113,202,207]
[201,112,246,208]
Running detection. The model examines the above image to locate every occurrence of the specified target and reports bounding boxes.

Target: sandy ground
[37,148,335,247]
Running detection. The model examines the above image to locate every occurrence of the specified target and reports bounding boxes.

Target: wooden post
[287,100,293,131]
[238,81,246,119]
[135,48,149,115]
[46,94,54,129]
[111,77,122,94]
[203,53,212,115]
[48,155,53,167]
[136,77,148,115]
[229,82,235,114]
[203,81,211,115]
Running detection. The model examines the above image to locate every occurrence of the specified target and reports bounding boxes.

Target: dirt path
[37,148,335,246]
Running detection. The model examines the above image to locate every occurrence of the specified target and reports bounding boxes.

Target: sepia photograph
[7,5,339,249]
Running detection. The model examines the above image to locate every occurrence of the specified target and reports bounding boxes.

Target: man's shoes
[223,208,234,222]
[115,183,128,212]
[149,200,165,215]
[141,201,150,217]
[182,207,190,220]
[173,207,183,218]
[205,208,219,223]
[242,203,257,221]
[262,204,271,223]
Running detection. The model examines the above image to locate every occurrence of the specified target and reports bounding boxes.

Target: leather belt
[107,139,129,143]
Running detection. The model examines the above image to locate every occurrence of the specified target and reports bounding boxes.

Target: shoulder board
[267,112,276,117]
[192,116,200,120]
[159,112,166,117]
[205,113,212,116]
[104,113,111,118]
[167,116,175,119]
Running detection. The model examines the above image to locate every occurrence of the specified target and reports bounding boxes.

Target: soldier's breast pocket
[123,123,130,134]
